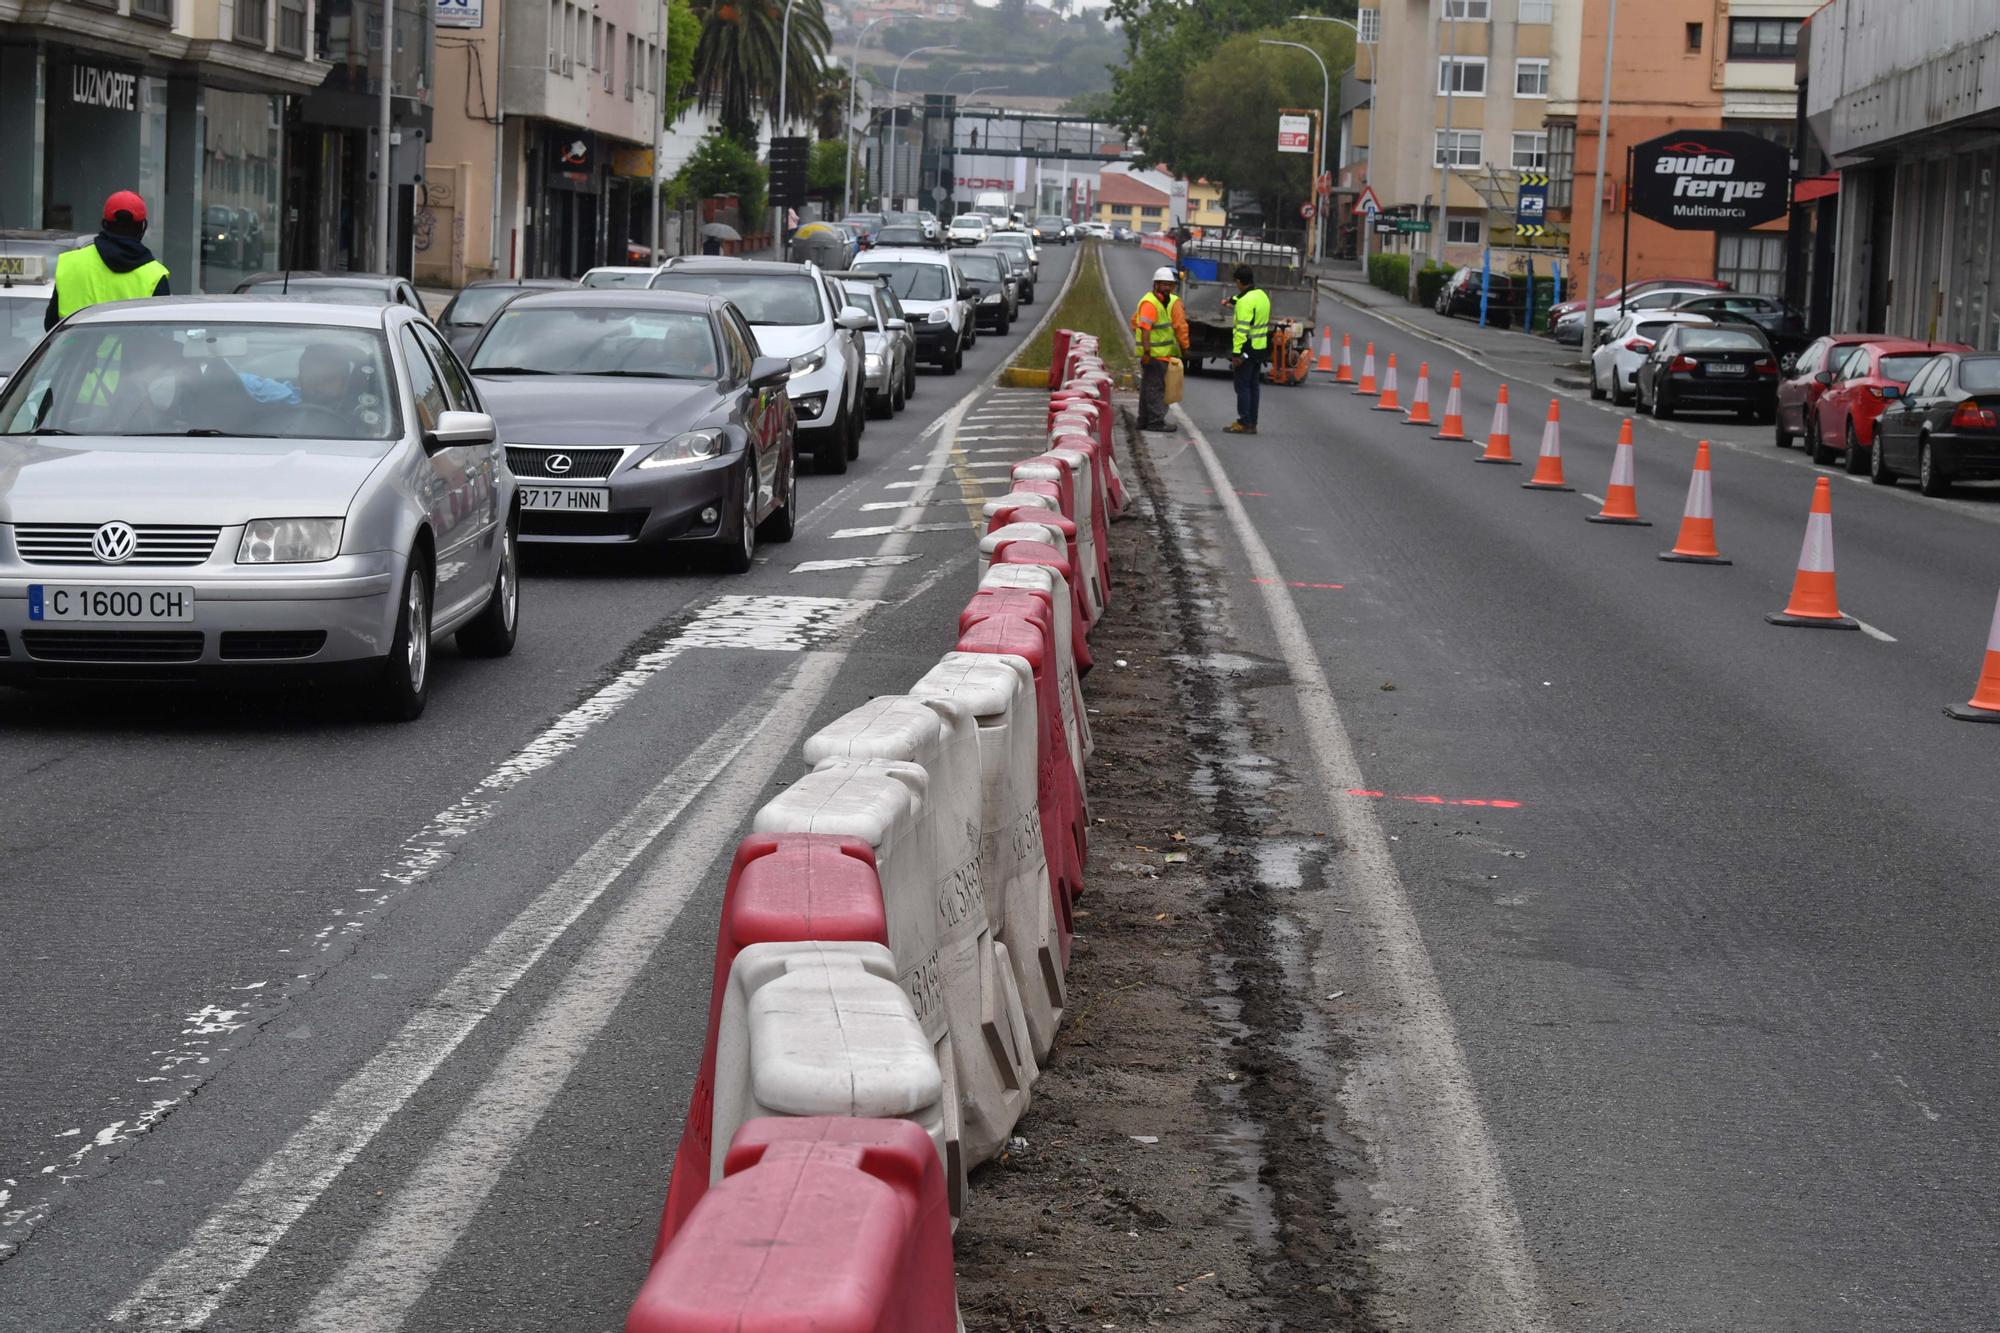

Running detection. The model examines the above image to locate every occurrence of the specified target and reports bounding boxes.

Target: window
[399,329,448,433]
[1443,0,1489,19]
[1547,122,1575,208]
[1439,56,1487,95]
[1140,205,1164,218]
[415,324,478,413]
[234,0,267,44]
[1445,216,1481,245]
[1515,58,1548,98]
[1434,129,1483,167]
[624,35,634,98]
[1685,22,1703,53]
[1728,17,1801,60]
[604,23,616,92]
[1109,203,1131,215]
[591,17,602,71]
[276,0,305,52]
[1511,131,1548,170]
[132,0,172,22]
[1717,232,1786,296]
[1518,0,1553,21]
[1356,7,1379,42]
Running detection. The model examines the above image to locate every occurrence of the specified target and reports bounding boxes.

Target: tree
[814,66,851,141]
[691,0,832,143]
[663,0,700,123]
[809,139,853,197]
[672,129,767,219]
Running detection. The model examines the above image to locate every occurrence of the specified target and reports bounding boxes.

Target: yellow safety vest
[54,245,169,320]
[1134,290,1180,358]
[1232,286,1271,354]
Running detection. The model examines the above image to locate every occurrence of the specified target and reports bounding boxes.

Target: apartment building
[0,0,329,290]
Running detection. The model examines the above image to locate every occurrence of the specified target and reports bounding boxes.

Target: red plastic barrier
[1009,455,1094,636]
[1050,328,1073,386]
[986,503,1077,549]
[630,1117,957,1333]
[656,834,889,1257]
[991,535,1091,675]
[957,612,1086,933]
[1047,430,1113,599]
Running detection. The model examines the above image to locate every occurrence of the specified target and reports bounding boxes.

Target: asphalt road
[1103,241,2000,1331]
[0,241,1077,1331]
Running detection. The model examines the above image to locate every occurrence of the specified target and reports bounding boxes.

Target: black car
[1870,351,2000,496]
[972,245,1031,307]
[1635,323,1779,422]
[1435,267,1515,329]
[466,290,798,570]
[1670,293,1810,362]
[952,249,1017,333]
[872,224,937,249]
[1033,215,1073,245]
[436,278,576,355]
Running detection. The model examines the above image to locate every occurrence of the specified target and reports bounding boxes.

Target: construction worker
[1132,265,1189,433]
[1224,263,1270,435]
[46,190,171,330]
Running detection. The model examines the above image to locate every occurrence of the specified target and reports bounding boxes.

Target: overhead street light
[1260,38,1330,262]
[886,44,958,207]
[1293,13,1376,264]
[844,15,935,215]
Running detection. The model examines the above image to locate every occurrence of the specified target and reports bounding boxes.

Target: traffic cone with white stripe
[1945,588,2000,722]
[1371,355,1403,412]
[1521,400,1574,491]
[1403,363,1435,426]
[1586,419,1650,525]
[1476,385,1519,465]
[1335,334,1355,384]
[1659,441,1730,564]
[1316,327,1335,373]
[1766,477,1859,629]
[1431,371,1469,441]
[1353,343,1378,396]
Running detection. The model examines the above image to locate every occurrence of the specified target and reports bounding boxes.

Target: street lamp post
[1293,14,1373,264]
[886,45,956,210]
[964,85,1009,101]
[770,0,804,257]
[1580,0,1621,350]
[1437,7,1458,276]
[1259,39,1329,264]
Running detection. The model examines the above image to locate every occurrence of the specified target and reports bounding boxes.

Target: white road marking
[1854,618,1898,643]
[791,555,921,572]
[1580,492,1605,506]
[884,479,979,490]
[830,522,965,539]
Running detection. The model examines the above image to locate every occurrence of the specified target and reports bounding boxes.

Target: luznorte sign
[1629,130,1790,231]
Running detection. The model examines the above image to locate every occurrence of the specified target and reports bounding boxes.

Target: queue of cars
[0,240,1016,719]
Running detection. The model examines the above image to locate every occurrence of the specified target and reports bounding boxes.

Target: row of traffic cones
[1313,323,2000,720]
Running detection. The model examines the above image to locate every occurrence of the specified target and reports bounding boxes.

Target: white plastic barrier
[910,653,1065,1062]
[979,519,1072,573]
[751,762,968,1213]
[979,561,1093,770]
[706,941,949,1189]
[1017,451,1104,624]
[801,698,1037,1170]
[979,489,1059,528]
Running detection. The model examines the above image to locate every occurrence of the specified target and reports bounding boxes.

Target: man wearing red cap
[45,190,172,330]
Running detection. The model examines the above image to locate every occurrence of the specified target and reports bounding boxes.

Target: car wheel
[1610,372,1630,407]
[996,311,1011,335]
[1870,430,1898,485]
[869,387,893,420]
[1653,384,1674,419]
[1919,437,1952,496]
[370,553,432,722]
[1844,421,1869,474]
[845,400,862,459]
[455,511,519,658]
[1590,363,1607,401]
[891,370,906,414]
[757,443,798,542]
[1808,414,1834,465]
[716,459,758,574]
[818,409,850,475]
[1022,285,1035,305]
[904,357,917,400]
[1774,412,1792,447]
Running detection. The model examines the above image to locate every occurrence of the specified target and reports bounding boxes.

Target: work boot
[1140,421,1178,434]
[1224,421,1249,434]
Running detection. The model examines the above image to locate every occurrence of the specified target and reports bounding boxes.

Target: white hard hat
[1152,266,1178,282]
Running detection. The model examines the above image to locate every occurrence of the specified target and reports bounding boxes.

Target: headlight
[790,347,827,377]
[636,429,726,469]
[237,518,343,564]
[982,293,1001,305]
[926,309,948,324]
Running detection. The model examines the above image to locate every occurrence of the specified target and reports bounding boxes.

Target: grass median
[1009,240,1136,386]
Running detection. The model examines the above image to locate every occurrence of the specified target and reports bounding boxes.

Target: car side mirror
[1815,370,1836,386]
[1880,385,1903,400]
[885,317,909,332]
[958,285,977,301]
[836,307,873,331]
[748,355,791,389]
[425,409,495,451]
[1779,354,1798,375]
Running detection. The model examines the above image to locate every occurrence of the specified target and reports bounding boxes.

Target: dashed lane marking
[791,555,921,573]
[1854,618,1898,643]
[831,522,965,539]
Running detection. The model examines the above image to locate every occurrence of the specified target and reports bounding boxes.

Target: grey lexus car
[0,297,519,719]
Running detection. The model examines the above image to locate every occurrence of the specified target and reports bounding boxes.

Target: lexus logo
[544,453,573,475]
[92,521,138,564]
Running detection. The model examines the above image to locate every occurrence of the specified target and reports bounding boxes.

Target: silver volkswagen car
[0,297,518,720]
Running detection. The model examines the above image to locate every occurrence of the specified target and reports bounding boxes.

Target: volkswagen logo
[92,521,138,564]
[544,453,573,475]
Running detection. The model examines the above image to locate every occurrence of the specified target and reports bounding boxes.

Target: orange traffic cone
[1521,400,1574,492]
[1945,589,2000,722]
[1335,334,1355,384]
[1766,476,1859,629]
[1476,385,1519,465]
[1403,363,1434,426]
[1371,355,1403,412]
[1354,342,1379,396]
[1432,371,1469,441]
[1586,419,1650,525]
[1315,327,1335,373]
[1659,440,1731,564]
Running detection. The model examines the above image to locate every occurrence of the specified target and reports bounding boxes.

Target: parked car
[1774,333,1877,450]
[1634,323,1779,422]
[1871,351,2000,495]
[952,249,1017,333]
[435,278,576,356]
[234,272,427,311]
[1033,216,1074,244]
[1669,293,1810,362]
[854,248,974,374]
[0,296,518,718]
[650,257,870,474]
[1590,311,1714,406]
[1809,337,1974,472]
[985,231,1039,292]
[580,266,662,289]
[947,214,991,247]
[837,273,916,418]
[1550,277,1731,343]
[467,289,796,568]
[1580,285,1726,343]
[1077,221,1112,239]
[1435,267,1516,328]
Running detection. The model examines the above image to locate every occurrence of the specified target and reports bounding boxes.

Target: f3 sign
[1629,130,1791,231]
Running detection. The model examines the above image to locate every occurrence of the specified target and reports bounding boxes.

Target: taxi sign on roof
[0,254,49,281]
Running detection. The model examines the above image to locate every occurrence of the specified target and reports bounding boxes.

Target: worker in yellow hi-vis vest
[1131,265,1189,434]
[1224,263,1270,435]
[46,190,172,331]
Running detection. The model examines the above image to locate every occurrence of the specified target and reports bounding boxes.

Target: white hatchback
[1591,311,1716,407]
[947,215,990,247]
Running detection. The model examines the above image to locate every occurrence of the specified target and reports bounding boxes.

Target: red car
[1774,333,1877,450]
[1808,338,1972,471]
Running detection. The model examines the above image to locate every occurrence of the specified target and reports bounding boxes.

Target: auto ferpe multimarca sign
[1629,130,1791,231]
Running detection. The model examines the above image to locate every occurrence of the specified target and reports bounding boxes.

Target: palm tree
[690,0,831,143]
[814,66,851,141]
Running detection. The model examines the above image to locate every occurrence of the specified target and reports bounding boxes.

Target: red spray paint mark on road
[1252,578,1346,590]
[1347,788,1524,810]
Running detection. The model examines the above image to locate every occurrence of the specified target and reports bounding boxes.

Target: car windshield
[956,254,1003,281]
[470,307,719,378]
[991,235,1030,251]
[649,272,822,326]
[876,228,928,245]
[443,287,525,326]
[582,269,656,289]
[0,320,400,440]
[952,217,985,229]
[1634,322,1675,342]
[1036,217,1065,229]
[1959,358,2000,393]
[240,280,392,306]
[857,261,950,301]
[2,292,45,374]
[1679,328,1765,352]
[1878,353,1935,381]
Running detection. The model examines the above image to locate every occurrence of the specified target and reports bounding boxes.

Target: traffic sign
[1395,219,1432,234]
[1353,185,1381,217]
[1277,114,1312,154]
[1516,223,1548,238]
[931,185,947,202]
[1299,202,1316,220]
[1517,170,1549,230]
[1316,172,1333,198]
